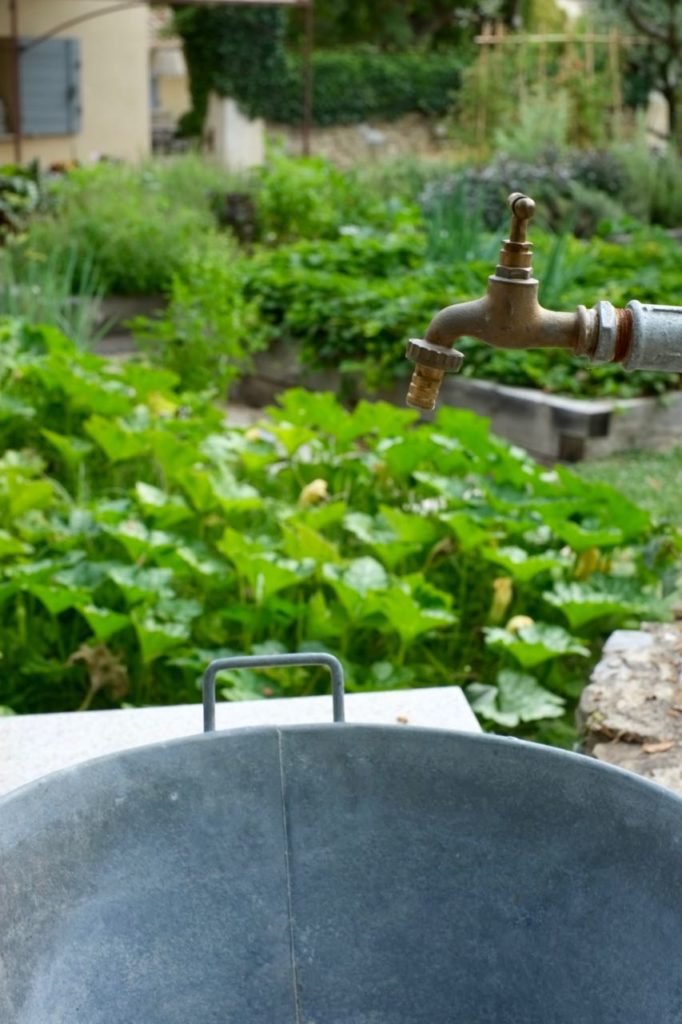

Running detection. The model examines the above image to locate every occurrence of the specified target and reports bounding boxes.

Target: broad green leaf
[269,423,319,456]
[102,520,175,560]
[497,670,565,723]
[84,415,151,463]
[25,583,90,615]
[0,395,35,422]
[0,530,30,558]
[343,512,394,547]
[134,482,192,527]
[544,583,640,629]
[108,565,174,606]
[378,505,440,547]
[179,467,221,513]
[343,512,434,568]
[381,434,445,479]
[366,585,456,643]
[306,591,345,640]
[466,683,518,728]
[81,605,131,640]
[161,544,227,578]
[281,522,342,564]
[218,526,267,562]
[268,389,343,429]
[323,557,389,616]
[413,471,469,503]
[540,512,624,552]
[484,623,590,667]
[300,500,348,532]
[155,595,202,625]
[132,614,189,663]
[349,400,419,440]
[54,559,112,589]
[440,511,490,552]
[481,545,565,582]
[343,557,389,595]
[42,430,93,471]
[246,555,313,603]
[467,671,565,727]
[0,581,18,606]
[209,467,261,511]
[4,478,55,518]
[149,432,198,479]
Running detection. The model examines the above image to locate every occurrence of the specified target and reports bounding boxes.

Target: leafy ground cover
[1,318,679,748]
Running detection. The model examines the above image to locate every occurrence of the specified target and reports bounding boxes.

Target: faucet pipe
[406,193,682,411]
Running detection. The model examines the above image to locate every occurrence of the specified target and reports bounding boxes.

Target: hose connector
[405,338,464,410]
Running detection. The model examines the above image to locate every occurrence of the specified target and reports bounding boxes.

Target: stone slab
[0,686,480,797]
[578,621,682,795]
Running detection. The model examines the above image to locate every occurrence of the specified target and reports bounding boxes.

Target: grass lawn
[575,447,682,527]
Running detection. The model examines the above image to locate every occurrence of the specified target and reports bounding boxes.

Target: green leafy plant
[0,244,106,349]
[0,318,678,751]
[0,161,50,242]
[19,160,223,295]
[131,239,264,395]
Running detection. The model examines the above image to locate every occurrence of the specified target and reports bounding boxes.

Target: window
[0,37,81,137]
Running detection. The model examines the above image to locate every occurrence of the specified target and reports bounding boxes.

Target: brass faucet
[406,192,682,410]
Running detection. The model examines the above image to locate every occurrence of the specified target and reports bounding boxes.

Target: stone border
[578,624,682,796]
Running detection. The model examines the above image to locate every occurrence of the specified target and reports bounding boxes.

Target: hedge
[258,49,463,126]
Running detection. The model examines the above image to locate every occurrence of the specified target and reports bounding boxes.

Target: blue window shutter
[19,37,81,136]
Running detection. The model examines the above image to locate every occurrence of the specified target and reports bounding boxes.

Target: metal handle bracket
[202,652,346,732]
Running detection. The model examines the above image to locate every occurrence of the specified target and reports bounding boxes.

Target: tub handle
[201,652,346,732]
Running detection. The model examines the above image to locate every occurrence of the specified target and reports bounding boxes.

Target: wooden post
[10,0,22,163]
[609,27,623,130]
[301,0,314,157]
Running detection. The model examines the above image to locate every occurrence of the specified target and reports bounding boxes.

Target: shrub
[247,154,412,243]
[264,48,463,126]
[19,160,227,295]
[1,318,678,748]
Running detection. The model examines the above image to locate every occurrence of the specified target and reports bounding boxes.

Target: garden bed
[233,342,682,463]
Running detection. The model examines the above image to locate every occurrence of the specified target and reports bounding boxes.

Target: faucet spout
[406,193,597,411]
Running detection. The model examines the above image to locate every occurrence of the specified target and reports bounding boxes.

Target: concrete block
[0,686,480,797]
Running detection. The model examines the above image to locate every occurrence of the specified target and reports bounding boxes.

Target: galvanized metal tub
[2,655,682,1023]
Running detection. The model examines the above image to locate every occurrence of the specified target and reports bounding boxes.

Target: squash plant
[0,318,678,747]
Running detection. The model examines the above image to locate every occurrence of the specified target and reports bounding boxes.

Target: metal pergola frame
[7,0,314,163]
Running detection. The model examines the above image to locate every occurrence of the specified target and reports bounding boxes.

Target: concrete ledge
[0,686,480,797]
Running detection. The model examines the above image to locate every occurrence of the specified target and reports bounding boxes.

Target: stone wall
[267,113,452,168]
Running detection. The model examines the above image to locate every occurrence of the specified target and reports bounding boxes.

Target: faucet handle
[508,193,535,243]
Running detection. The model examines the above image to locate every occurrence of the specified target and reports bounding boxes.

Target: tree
[172,5,288,133]
[288,1,529,51]
[601,0,682,134]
